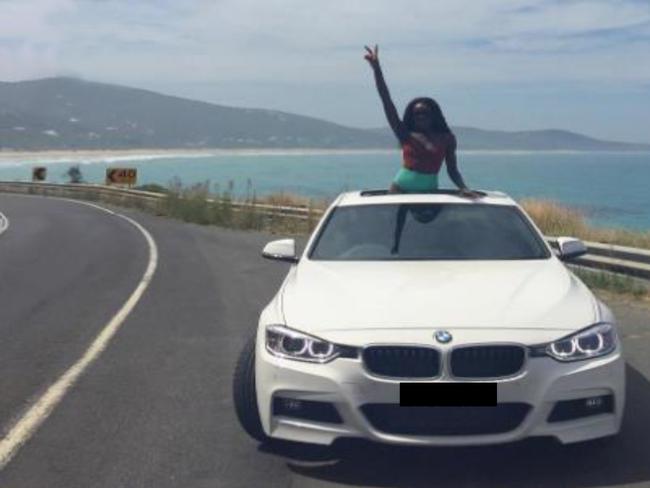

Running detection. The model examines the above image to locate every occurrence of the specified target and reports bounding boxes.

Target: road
[0,192,649,488]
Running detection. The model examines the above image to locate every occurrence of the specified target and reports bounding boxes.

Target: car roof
[335,189,518,207]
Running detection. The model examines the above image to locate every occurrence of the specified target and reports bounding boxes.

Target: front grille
[361,403,531,436]
[450,345,525,378]
[363,346,440,378]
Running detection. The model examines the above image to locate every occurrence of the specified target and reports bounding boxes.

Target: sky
[0,0,649,143]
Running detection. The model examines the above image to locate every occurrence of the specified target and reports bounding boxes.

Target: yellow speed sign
[106,168,137,186]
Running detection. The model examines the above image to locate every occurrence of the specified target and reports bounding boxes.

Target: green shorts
[393,167,439,193]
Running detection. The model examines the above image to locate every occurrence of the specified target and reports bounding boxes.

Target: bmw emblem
[435,330,452,344]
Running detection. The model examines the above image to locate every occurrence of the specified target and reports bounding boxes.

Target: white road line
[0,211,9,237]
[0,199,159,470]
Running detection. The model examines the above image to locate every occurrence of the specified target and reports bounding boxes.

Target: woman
[364,45,479,196]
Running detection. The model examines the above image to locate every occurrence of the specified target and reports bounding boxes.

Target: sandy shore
[0,147,397,164]
[3,147,647,164]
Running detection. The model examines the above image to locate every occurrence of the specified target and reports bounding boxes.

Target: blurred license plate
[399,382,497,406]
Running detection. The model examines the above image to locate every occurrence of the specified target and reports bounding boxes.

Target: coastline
[0,147,399,165]
[2,147,650,166]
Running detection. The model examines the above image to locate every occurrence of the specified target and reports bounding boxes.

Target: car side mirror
[556,237,587,261]
[262,239,298,263]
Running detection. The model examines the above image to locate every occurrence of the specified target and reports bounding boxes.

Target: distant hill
[368,126,650,151]
[1,77,648,151]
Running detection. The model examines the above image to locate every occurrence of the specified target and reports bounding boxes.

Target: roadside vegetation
[571,267,648,299]
[156,179,321,235]
[65,165,84,184]
[522,199,650,250]
[134,183,169,194]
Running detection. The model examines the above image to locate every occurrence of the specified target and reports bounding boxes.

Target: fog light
[548,395,614,422]
[272,396,343,424]
[585,397,603,409]
[282,398,303,411]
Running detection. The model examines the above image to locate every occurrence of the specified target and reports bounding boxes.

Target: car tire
[233,334,268,443]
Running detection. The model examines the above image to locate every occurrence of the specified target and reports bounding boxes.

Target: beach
[0,147,398,165]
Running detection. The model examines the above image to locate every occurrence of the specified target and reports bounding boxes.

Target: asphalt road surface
[1,193,649,488]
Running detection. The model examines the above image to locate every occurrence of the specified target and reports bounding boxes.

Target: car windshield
[309,203,550,261]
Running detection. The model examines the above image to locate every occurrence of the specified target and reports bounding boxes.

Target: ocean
[0,150,648,231]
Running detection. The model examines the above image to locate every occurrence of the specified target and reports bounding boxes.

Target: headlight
[266,325,343,363]
[545,323,618,362]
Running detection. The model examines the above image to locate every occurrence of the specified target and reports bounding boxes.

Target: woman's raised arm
[364,45,408,144]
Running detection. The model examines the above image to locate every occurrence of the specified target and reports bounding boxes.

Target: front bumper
[255,340,625,446]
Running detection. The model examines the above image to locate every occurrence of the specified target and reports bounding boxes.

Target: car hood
[280,259,597,335]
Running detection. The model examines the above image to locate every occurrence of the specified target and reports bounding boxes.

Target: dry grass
[571,267,648,299]
[257,192,329,211]
[521,199,650,250]
[157,180,314,235]
[521,199,589,237]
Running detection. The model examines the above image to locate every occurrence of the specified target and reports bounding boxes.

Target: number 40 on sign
[106,168,137,186]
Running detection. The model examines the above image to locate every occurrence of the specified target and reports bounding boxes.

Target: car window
[309,203,550,261]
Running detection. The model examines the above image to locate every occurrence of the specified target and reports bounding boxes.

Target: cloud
[0,0,647,86]
[0,0,75,79]
[502,0,650,36]
[0,0,648,143]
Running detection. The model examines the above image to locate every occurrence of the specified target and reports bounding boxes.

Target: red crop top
[402,132,455,174]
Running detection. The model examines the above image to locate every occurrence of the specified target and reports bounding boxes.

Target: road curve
[0,210,9,236]
[0,198,157,470]
[1,193,650,488]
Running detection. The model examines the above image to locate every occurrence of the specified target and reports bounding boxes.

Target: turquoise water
[1,150,649,230]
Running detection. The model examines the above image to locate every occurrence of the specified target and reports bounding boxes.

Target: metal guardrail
[546,237,650,281]
[0,181,648,281]
[577,248,650,281]
[0,181,164,210]
[0,181,321,219]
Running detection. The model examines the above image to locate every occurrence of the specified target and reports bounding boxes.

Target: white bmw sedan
[233,190,625,447]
